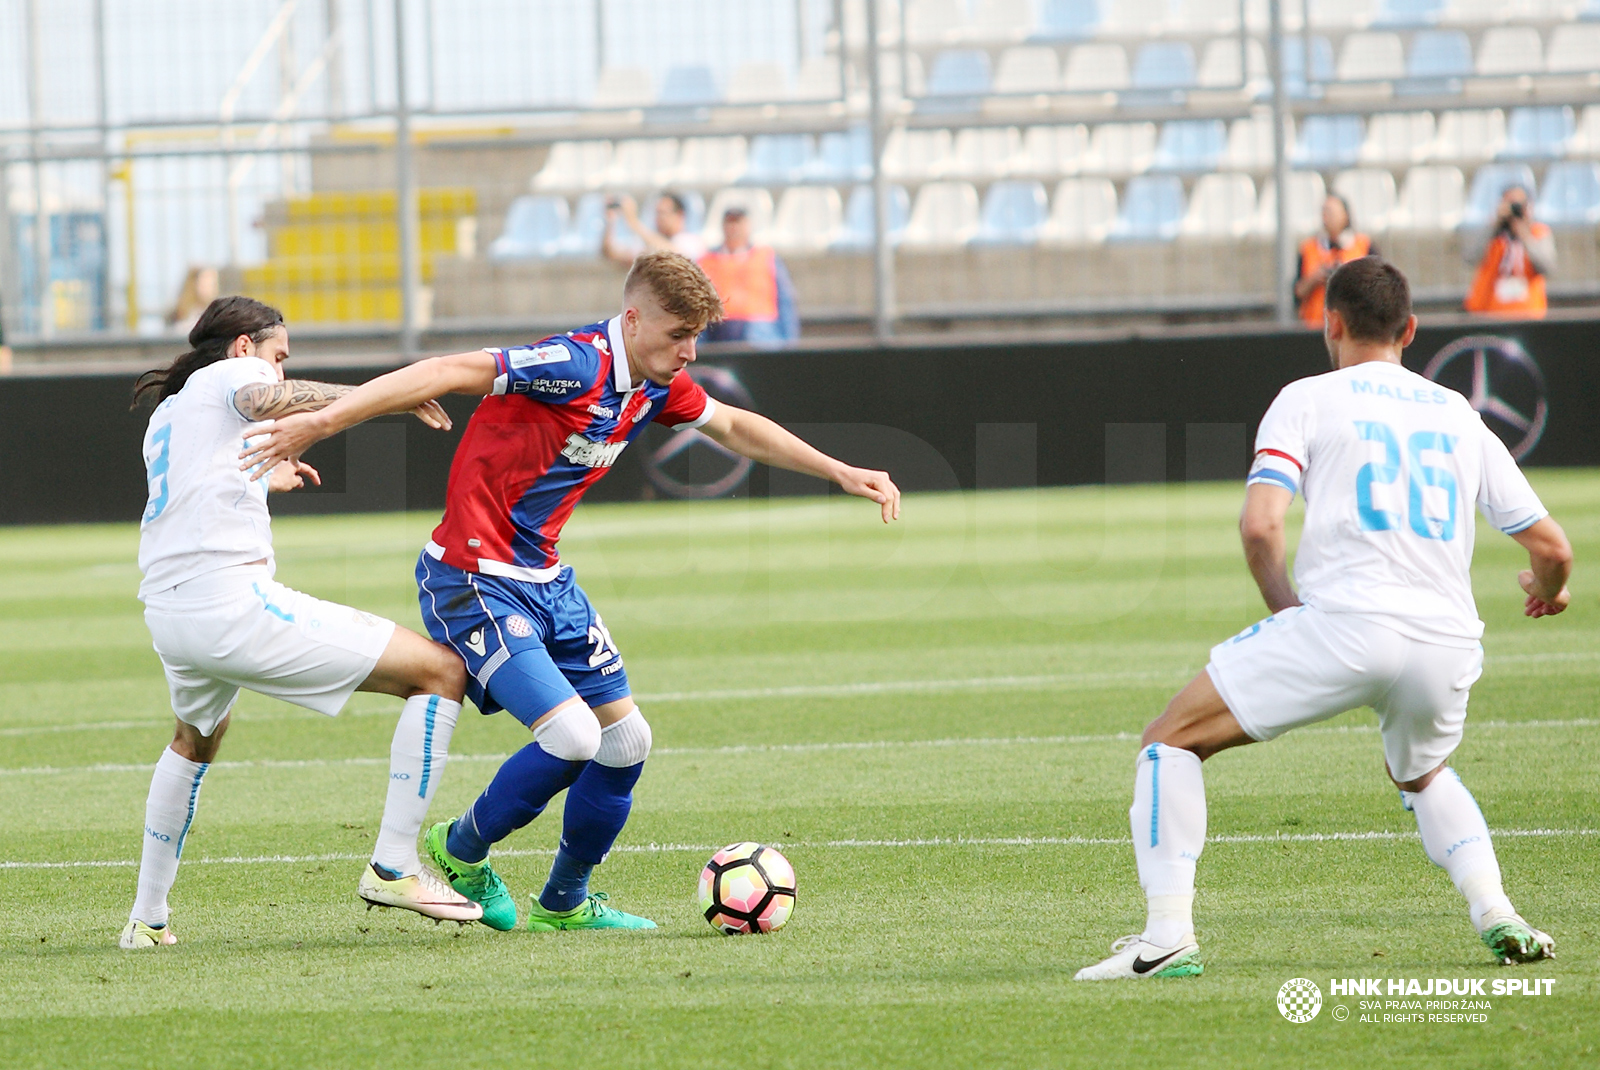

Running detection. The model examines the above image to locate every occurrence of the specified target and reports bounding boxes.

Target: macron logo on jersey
[508,344,571,369]
[560,433,627,469]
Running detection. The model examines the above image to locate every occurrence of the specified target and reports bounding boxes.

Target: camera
[1509,201,1526,220]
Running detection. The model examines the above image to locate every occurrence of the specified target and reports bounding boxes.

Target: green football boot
[1479,912,1555,965]
[423,821,517,931]
[526,891,657,932]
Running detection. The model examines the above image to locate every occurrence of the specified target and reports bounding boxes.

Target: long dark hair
[131,295,284,408]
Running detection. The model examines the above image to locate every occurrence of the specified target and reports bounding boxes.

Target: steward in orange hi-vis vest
[699,245,780,322]
[1465,224,1552,318]
[1296,232,1373,326]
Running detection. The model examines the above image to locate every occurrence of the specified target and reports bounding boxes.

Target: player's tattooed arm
[234,379,356,421]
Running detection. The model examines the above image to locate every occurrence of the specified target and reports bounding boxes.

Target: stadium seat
[1254,171,1329,236]
[769,187,844,251]
[973,180,1051,244]
[1441,0,1503,23]
[1197,38,1268,91]
[1333,168,1399,230]
[1031,0,1102,41]
[1390,165,1466,229]
[1102,0,1169,34]
[1433,109,1507,161]
[1308,0,1378,27]
[1064,43,1131,93]
[592,67,654,109]
[1475,28,1544,77]
[558,193,608,257]
[1538,161,1600,226]
[532,141,611,192]
[832,184,911,248]
[908,0,968,44]
[1282,36,1337,98]
[1462,162,1537,229]
[920,50,993,112]
[994,46,1061,95]
[743,134,815,185]
[805,125,874,183]
[1575,105,1600,157]
[602,138,679,189]
[794,57,843,101]
[1359,111,1436,165]
[489,195,568,260]
[968,0,1036,43]
[1336,32,1406,85]
[725,63,790,104]
[671,137,749,187]
[1292,115,1365,169]
[1020,124,1091,175]
[1224,111,1290,171]
[1500,106,1575,159]
[1176,0,1244,33]
[1180,173,1258,238]
[883,128,954,180]
[658,65,721,106]
[1151,119,1227,172]
[1108,175,1186,241]
[1400,30,1472,95]
[1039,177,1118,244]
[1131,42,1198,92]
[902,181,983,246]
[1081,122,1158,174]
[946,127,1024,179]
[1373,0,1445,26]
[1244,0,1305,33]
[1547,24,1600,73]
[701,188,775,245]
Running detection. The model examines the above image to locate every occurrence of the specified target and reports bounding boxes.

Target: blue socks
[538,761,644,911]
[446,741,585,863]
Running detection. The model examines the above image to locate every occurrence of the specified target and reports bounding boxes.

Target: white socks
[371,695,462,876]
[1404,768,1514,931]
[1130,743,1207,947]
[130,747,210,927]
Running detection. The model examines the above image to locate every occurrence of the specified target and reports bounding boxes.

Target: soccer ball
[698,842,796,935]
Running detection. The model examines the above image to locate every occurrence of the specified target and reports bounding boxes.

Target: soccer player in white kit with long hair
[121,296,482,948]
[1077,257,1572,980]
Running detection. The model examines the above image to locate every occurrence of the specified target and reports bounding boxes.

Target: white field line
[2,827,1595,872]
[0,719,1594,779]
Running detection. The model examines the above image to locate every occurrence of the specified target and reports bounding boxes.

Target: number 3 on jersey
[1354,421,1458,541]
[143,423,174,523]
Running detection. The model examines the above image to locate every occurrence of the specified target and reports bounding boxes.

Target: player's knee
[594,707,652,768]
[429,646,469,701]
[533,701,602,762]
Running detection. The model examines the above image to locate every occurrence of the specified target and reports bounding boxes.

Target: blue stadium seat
[1373,0,1445,26]
[1151,119,1227,172]
[1537,162,1600,226]
[743,134,816,185]
[489,195,568,260]
[558,193,608,257]
[1130,42,1198,90]
[920,50,993,112]
[1108,175,1186,241]
[1031,0,1101,41]
[1398,30,1472,96]
[1282,36,1336,99]
[1499,107,1576,160]
[973,181,1051,245]
[832,185,911,249]
[806,125,874,183]
[658,65,721,106]
[1462,162,1537,229]
[1292,115,1365,169]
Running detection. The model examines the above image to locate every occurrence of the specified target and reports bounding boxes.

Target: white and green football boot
[1478,910,1555,965]
[357,863,483,924]
[118,919,177,949]
[1074,935,1204,980]
[526,892,656,932]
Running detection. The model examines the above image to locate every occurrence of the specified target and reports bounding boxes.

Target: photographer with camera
[1464,185,1555,319]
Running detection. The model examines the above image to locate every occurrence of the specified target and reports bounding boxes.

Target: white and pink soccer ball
[698,842,796,935]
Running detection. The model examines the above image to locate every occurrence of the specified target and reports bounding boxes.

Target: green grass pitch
[0,477,1595,1069]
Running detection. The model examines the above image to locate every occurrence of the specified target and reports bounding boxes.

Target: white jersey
[1247,361,1546,648]
[137,357,280,600]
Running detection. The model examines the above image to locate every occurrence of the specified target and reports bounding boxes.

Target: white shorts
[1206,605,1483,783]
[142,564,397,737]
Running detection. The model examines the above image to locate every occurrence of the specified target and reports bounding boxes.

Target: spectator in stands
[167,266,220,335]
[698,207,799,348]
[1464,185,1554,320]
[1294,195,1376,328]
[602,192,706,265]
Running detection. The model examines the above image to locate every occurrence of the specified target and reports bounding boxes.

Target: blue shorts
[415,552,631,724]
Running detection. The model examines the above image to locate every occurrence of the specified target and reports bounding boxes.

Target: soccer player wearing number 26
[241,250,901,931]
[1077,258,1572,981]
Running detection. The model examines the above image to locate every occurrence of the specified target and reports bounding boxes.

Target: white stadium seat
[1334,168,1399,230]
[883,128,954,180]
[725,63,790,104]
[1019,125,1090,176]
[1475,28,1544,77]
[1254,171,1328,236]
[1547,24,1600,74]
[1197,38,1268,90]
[670,137,749,187]
[1176,0,1245,33]
[533,141,611,192]
[794,57,843,101]
[1308,0,1377,28]
[908,0,967,44]
[902,181,982,247]
[1337,33,1407,83]
[592,67,654,109]
[1040,178,1119,245]
[946,127,1024,179]
[1359,112,1437,165]
[1064,44,1131,93]
[602,138,679,189]
[1181,173,1258,238]
[1102,0,1170,34]
[994,47,1061,95]
[700,188,774,246]
[1080,122,1158,175]
[1432,109,1507,161]
[1224,110,1291,171]
[967,0,1035,43]
[1391,165,1466,230]
[769,187,844,251]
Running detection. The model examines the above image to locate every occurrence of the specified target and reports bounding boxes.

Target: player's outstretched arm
[235,378,450,429]
[1511,516,1573,618]
[239,351,498,477]
[700,403,901,523]
[1240,482,1300,614]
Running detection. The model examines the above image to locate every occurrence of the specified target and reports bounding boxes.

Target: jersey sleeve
[1247,383,1314,498]
[218,357,280,420]
[1474,416,1547,534]
[653,371,718,431]
[486,338,600,402]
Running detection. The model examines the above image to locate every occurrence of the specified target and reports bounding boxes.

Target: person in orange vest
[697,207,798,347]
[1464,185,1555,319]
[1293,194,1375,328]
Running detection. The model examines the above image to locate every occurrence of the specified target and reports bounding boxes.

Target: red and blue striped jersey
[427,316,716,581]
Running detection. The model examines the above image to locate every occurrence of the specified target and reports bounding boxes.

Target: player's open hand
[266,460,321,493]
[411,399,452,430]
[1519,569,1569,617]
[837,466,901,523]
[240,413,325,480]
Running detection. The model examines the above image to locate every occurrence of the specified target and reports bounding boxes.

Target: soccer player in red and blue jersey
[242,251,900,930]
